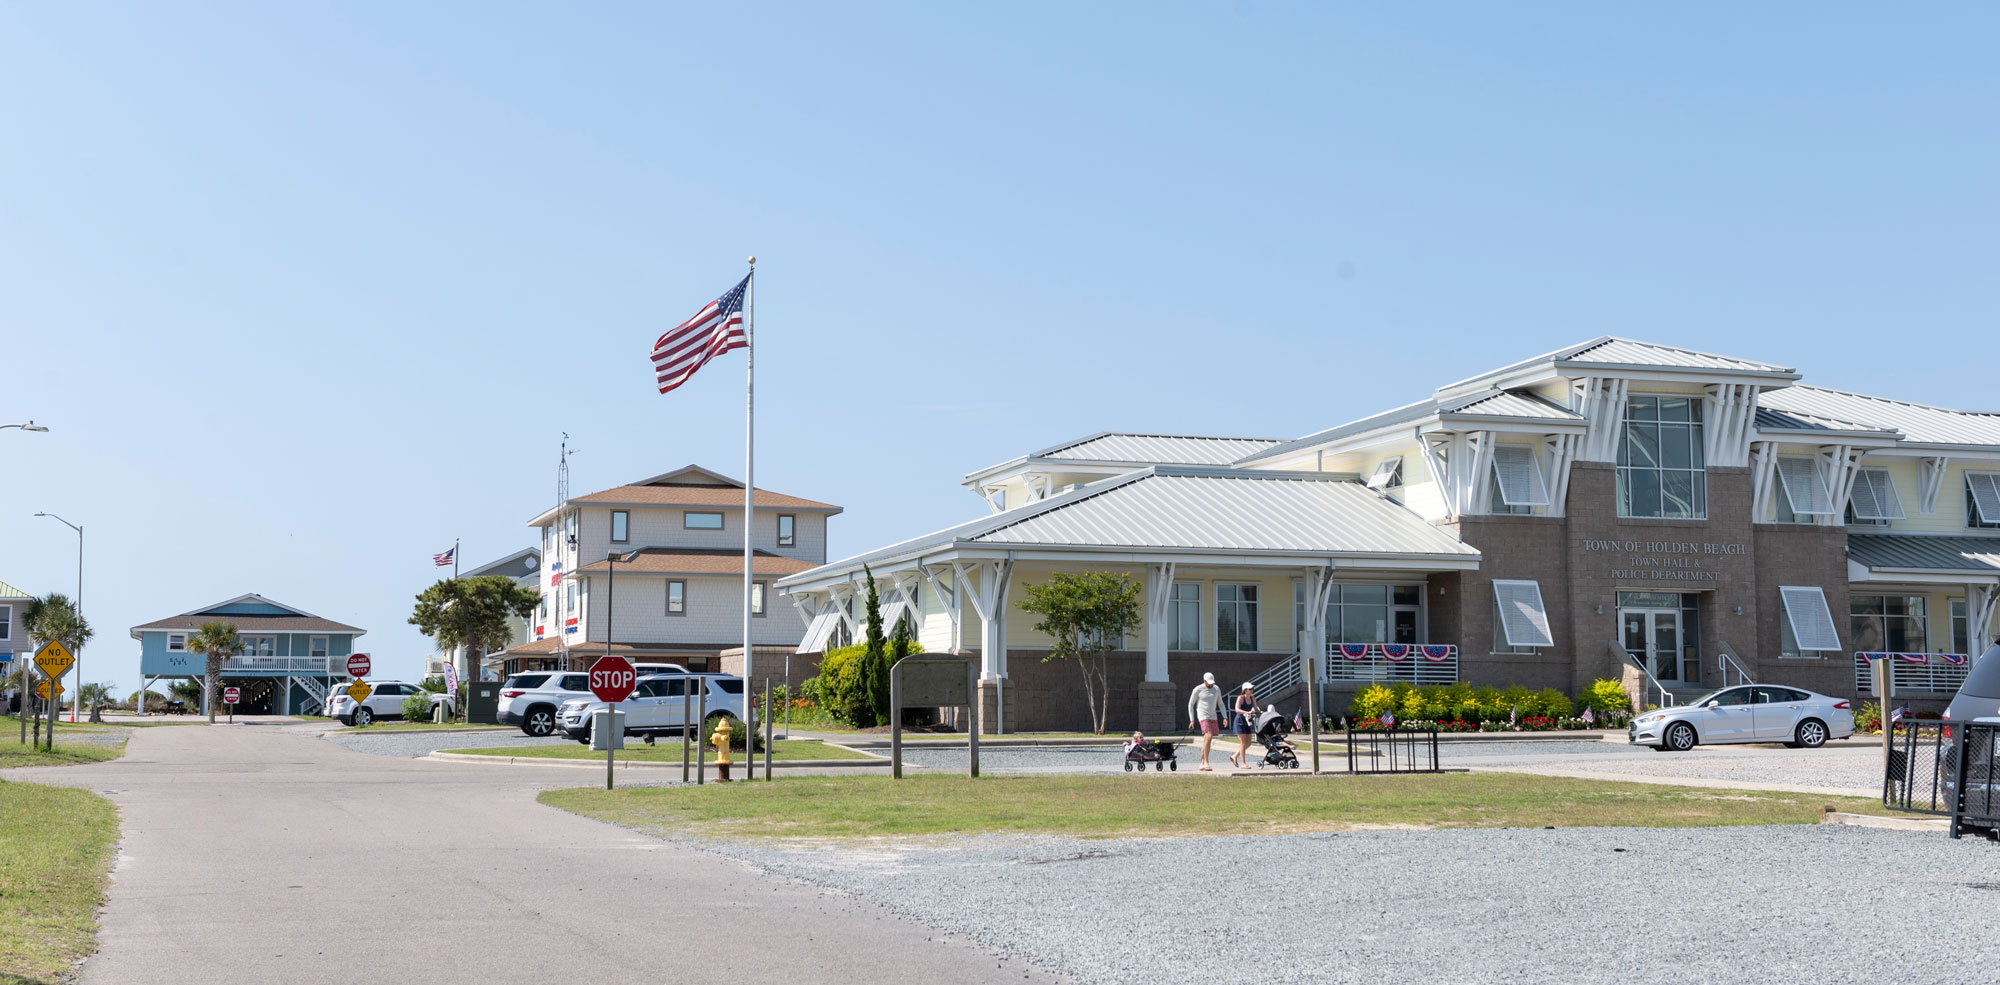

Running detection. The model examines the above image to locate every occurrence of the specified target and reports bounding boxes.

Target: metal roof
[1559,337,1794,373]
[1034,432,1283,465]
[1442,389,1585,422]
[1233,398,1439,466]
[1235,388,1583,466]
[1848,534,2000,575]
[1761,386,2000,449]
[0,579,28,601]
[784,467,1478,586]
[1753,407,1901,439]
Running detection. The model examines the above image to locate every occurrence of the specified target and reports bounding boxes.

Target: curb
[1819,809,1947,832]
[425,750,891,770]
[339,726,514,736]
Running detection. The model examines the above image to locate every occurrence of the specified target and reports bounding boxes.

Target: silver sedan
[1628,684,1855,752]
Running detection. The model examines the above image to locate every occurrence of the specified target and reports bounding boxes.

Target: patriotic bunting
[1381,643,1411,662]
[1421,645,1455,662]
[1340,643,1370,661]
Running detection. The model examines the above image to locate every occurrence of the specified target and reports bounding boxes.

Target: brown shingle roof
[570,484,839,511]
[504,638,742,656]
[130,613,364,634]
[576,547,816,578]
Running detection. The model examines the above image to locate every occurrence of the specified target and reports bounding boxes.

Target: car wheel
[1795,718,1828,749]
[522,707,555,737]
[353,708,374,727]
[1664,721,1696,752]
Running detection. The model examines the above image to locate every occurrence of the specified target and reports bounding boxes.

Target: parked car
[1943,642,2000,836]
[1629,684,1854,751]
[633,662,690,677]
[557,673,746,744]
[1943,641,2000,723]
[328,680,452,727]
[497,671,593,737]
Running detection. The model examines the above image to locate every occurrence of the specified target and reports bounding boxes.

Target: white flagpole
[742,257,756,778]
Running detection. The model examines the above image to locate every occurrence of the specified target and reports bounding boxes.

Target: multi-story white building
[781,337,2000,733]
[502,465,840,674]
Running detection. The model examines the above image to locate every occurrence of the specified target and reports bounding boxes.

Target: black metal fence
[1883,720,2000,839]
[1344,724,1441,773]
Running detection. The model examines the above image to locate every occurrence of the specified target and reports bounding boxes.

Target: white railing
[1324,643,1459,685]
[1716,640,1755,688]
[221,655,333,673]
[1855,652,1972,695]
[1615,640,1677,708]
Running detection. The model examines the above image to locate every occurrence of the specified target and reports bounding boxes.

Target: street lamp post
[35,513,82,723]
[2,422,50,433]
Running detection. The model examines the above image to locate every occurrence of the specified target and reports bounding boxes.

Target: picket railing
[1855,652,1972,695]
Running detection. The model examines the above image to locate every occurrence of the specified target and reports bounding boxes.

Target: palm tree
[185,622,242,723]
[26,593,93,748]
[75,682,114,723]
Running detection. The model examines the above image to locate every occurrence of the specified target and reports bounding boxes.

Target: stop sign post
[589,656,635,790]
[346,653,371,678]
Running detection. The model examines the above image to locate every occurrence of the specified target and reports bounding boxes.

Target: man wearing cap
[1186,672,1224,771]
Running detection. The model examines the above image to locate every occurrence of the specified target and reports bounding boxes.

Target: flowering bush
[1580,679,1634,719]
[1854,701,1882,734]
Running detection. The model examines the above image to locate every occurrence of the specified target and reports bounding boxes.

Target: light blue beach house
[131,594,365,714]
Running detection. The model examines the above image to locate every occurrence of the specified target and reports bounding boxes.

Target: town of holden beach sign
[1581,539,1748,584]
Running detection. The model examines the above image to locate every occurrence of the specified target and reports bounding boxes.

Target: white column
[1143,562,1176,683]
[956,559,1014,679]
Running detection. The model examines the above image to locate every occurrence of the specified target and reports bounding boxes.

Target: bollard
[713,716,733,782]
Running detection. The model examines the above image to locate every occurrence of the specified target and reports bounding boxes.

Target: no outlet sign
[347,653,371,677]
[588,655,636,703]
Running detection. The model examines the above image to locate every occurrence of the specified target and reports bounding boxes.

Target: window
[1966,473,2000,529]
[1617,395,1706,518]
[751,582,767,617]
[0,606,8,641]
[1850,595,1927,654]
[1491,580,1555,649]
[565,512,578,544]
[685,512,724,530]
[167,632,185,652]
[557,674,587,691]
[1773,456,1833,519]
[1170,583,1201,649]
[611,511,629,543]
[1215,583,1259,651]
[1846,468,1904,523]
[1492,598,1538,654]
[1952,598,1970,656]
[1366,457,1404,490]
[1778,586,1841,657]
[777,514,795,547]
[1488,481,1534,515]
[1490,443,1550,510]
[666,580,686,615]
[309,636,329,658]
[567,582,578,611]
[240,636,275,657]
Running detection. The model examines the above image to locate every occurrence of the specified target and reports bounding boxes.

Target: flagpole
[743,256,756,779]
[453,537,460,579]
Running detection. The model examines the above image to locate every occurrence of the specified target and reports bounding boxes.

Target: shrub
[401,693,436,722]
[702,714,765,753]
[1351,684,1399,720]
[1534,688,1574,718]
[126,689,167,708]
[1580,679,1634,719]
[1854,700,1882,734]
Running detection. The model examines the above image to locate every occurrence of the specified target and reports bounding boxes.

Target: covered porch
[1846,533,2000,702]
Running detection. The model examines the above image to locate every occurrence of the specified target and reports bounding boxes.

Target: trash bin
[463,682,500,725]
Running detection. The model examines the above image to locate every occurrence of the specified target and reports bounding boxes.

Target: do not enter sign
[588,655,635,703]
[347,653,372,677]
[222,687,240,705]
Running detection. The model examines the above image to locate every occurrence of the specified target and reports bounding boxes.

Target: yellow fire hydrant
[712,716,733,782]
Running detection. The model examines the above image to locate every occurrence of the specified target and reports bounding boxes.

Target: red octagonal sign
[347,653,372,678]
[588,655,636,703]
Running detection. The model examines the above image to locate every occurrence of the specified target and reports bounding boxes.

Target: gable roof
[130,593,364,637]
[0,579,29,601]
[461,547,542,580]
[964,431,1285,485]
[1437,336,1799,397]
[784,466,1479,588]
[532,464,841,522]
[1760,385,2000,450]
[1234,389,1587,467]
[626,464,743,487]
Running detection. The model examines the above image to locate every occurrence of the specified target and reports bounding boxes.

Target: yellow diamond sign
[345,681,373,704]
[36,679,64,701]
[34,639,75,679]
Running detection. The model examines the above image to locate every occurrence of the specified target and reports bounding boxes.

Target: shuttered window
[1366,457,1404,490]
[796,611,840,654]
[1846,468,1904,521]
[1491,579,1555,648]
[1775,456,1834,515]
[1967,473,2000,526]
[1490,444,1550,507]
[1779,586,1841,652]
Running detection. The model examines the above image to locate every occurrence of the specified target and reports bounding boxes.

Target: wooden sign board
[896,656,971,706]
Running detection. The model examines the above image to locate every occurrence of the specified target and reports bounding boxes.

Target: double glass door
[1621,608,1682,682]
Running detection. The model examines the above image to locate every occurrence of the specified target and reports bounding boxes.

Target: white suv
[497,671,593,737]
[557,674,747,743]
[328,680,452,727]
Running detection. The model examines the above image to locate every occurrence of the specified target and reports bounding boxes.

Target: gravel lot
[696,824,2000,985]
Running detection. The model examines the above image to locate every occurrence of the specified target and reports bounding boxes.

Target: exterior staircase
[295,676,330,716]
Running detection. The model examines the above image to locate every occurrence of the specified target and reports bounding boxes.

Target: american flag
[1380,708,1395,729]
[652,274,750,394]
[433,546,455,567]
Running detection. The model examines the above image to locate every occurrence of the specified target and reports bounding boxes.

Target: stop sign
[222,687,240,705]
[347,653,371,677]
[588,655,636,703]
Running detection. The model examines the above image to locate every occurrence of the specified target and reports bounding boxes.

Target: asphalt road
[8,722,1062,985]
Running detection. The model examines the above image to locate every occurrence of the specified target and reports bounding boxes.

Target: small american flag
[433,546,455,567]
[1891,702,1911,723]
[1380,708,1396,729]
[1580,706,1595,725]
[653,274,750,394]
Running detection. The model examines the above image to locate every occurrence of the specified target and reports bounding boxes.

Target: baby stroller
[1123,737,1179,772]
[1252,709,1300,769]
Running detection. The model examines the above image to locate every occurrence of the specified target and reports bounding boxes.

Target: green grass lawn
[541,772,1892,841]
[448,739,866,763]
[0,742,127,770]
[0,780,119,983]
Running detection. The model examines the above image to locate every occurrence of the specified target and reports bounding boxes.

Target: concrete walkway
[7,722,1062,984]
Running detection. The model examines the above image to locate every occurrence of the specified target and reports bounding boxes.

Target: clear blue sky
[3,3,1994,693]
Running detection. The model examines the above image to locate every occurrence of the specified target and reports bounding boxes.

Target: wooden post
[967,656,979,779]
[890,662,903,780]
